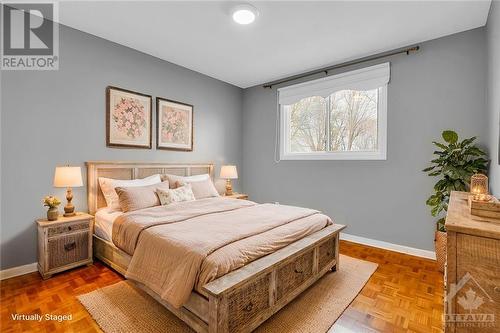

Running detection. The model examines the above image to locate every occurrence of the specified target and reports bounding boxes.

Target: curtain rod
[262,45,420,89]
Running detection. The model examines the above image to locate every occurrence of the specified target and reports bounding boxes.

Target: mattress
[94,207,123,241]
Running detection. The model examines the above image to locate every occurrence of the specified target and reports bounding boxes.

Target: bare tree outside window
[329,89,378,152]
[287,96,326,152]
[286,89,378,153]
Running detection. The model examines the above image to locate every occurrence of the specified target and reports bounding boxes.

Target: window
[278,63,389,160]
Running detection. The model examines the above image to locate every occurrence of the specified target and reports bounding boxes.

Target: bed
[87,161,345,333]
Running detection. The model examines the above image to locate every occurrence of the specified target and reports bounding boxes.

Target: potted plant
[43,195,61,221]
[423,130,487,272]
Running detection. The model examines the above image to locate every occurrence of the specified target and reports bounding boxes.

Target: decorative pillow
[115,181,170,213]
[98,174,162,211]
[175,177,220,199]
[157,185,196,206]
[162,173,209,189]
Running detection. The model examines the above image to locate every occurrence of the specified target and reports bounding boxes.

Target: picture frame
[156,97,194,151]
[106,86,152,149]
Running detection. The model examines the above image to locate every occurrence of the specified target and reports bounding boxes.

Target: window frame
[279,85,387,161]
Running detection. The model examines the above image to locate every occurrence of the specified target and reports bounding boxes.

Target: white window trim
[279,85,387,161]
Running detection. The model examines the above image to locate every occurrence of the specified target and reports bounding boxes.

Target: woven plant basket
[434,231,446,273]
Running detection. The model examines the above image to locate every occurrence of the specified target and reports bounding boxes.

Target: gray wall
[487,1,500,196]
[0,21,494,270]
[0,25,243,270]
[241,28,488,252]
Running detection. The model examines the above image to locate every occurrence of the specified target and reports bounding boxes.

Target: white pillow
[98,174,162,211]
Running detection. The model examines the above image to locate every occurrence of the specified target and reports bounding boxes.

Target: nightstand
[37,212,93,279]
[224,193,249,200]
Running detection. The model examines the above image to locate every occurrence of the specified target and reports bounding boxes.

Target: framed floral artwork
[156,97,193,151]
[106,86,152,149]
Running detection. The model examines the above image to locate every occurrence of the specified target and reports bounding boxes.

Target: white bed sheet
[94,207,123,242]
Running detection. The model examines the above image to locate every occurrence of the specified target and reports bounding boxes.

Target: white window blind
[278,63,390,105]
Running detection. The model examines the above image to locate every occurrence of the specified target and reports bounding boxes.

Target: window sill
[280,151,387,161]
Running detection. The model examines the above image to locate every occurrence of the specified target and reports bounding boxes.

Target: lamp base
[64,187,76,217]
[225,179,233,196]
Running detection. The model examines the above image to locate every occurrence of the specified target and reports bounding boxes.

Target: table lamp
[220,165,238,196]
[53,166,83,217]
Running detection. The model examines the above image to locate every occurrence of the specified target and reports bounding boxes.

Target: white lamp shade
[53,166,83,187]
[220,165,238,179]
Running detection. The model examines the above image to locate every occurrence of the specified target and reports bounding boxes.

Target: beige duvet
[112,198,332,308]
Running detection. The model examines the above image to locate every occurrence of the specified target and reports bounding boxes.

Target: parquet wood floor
[331,241,444,333]
[0,240,443,333]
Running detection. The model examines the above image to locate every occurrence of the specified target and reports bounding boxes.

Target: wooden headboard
[86,161,214,215]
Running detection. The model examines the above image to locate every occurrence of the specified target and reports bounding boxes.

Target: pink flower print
[161,107,189,144]
[112,97,147,139]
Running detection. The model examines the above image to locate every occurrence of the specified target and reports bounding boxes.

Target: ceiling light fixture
[232,4,258,25]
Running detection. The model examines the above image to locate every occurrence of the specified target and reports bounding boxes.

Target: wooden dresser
[445,191,500,333]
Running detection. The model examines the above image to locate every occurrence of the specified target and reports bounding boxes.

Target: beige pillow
[162,173,210,189]
[115,181,170,212]
[175,177,220,199]
[98,174,162,211]
[157,185,196,206]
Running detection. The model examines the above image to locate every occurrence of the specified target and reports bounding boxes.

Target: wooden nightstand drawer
[48,221,89,237]
[48,232,89,269]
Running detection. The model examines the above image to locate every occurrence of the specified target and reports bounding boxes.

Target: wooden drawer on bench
[276,249,314,300]
[318,238,336,270]
[227,272,271,332]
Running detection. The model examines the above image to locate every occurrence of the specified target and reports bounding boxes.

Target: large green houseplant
[423,130,487,271]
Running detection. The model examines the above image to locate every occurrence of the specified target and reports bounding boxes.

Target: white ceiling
[57,1,492,88]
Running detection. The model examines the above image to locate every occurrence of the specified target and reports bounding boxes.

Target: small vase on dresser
[46,207,59,221]
[43,195,61,221]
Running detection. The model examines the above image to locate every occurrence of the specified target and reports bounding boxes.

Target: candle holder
[468,174,500,220]
[470,173,489,202]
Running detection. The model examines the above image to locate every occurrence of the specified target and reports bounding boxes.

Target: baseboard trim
[340,232,436,260]
[0,262,38,280]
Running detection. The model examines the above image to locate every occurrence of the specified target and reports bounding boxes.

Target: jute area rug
[78,255,377,333]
